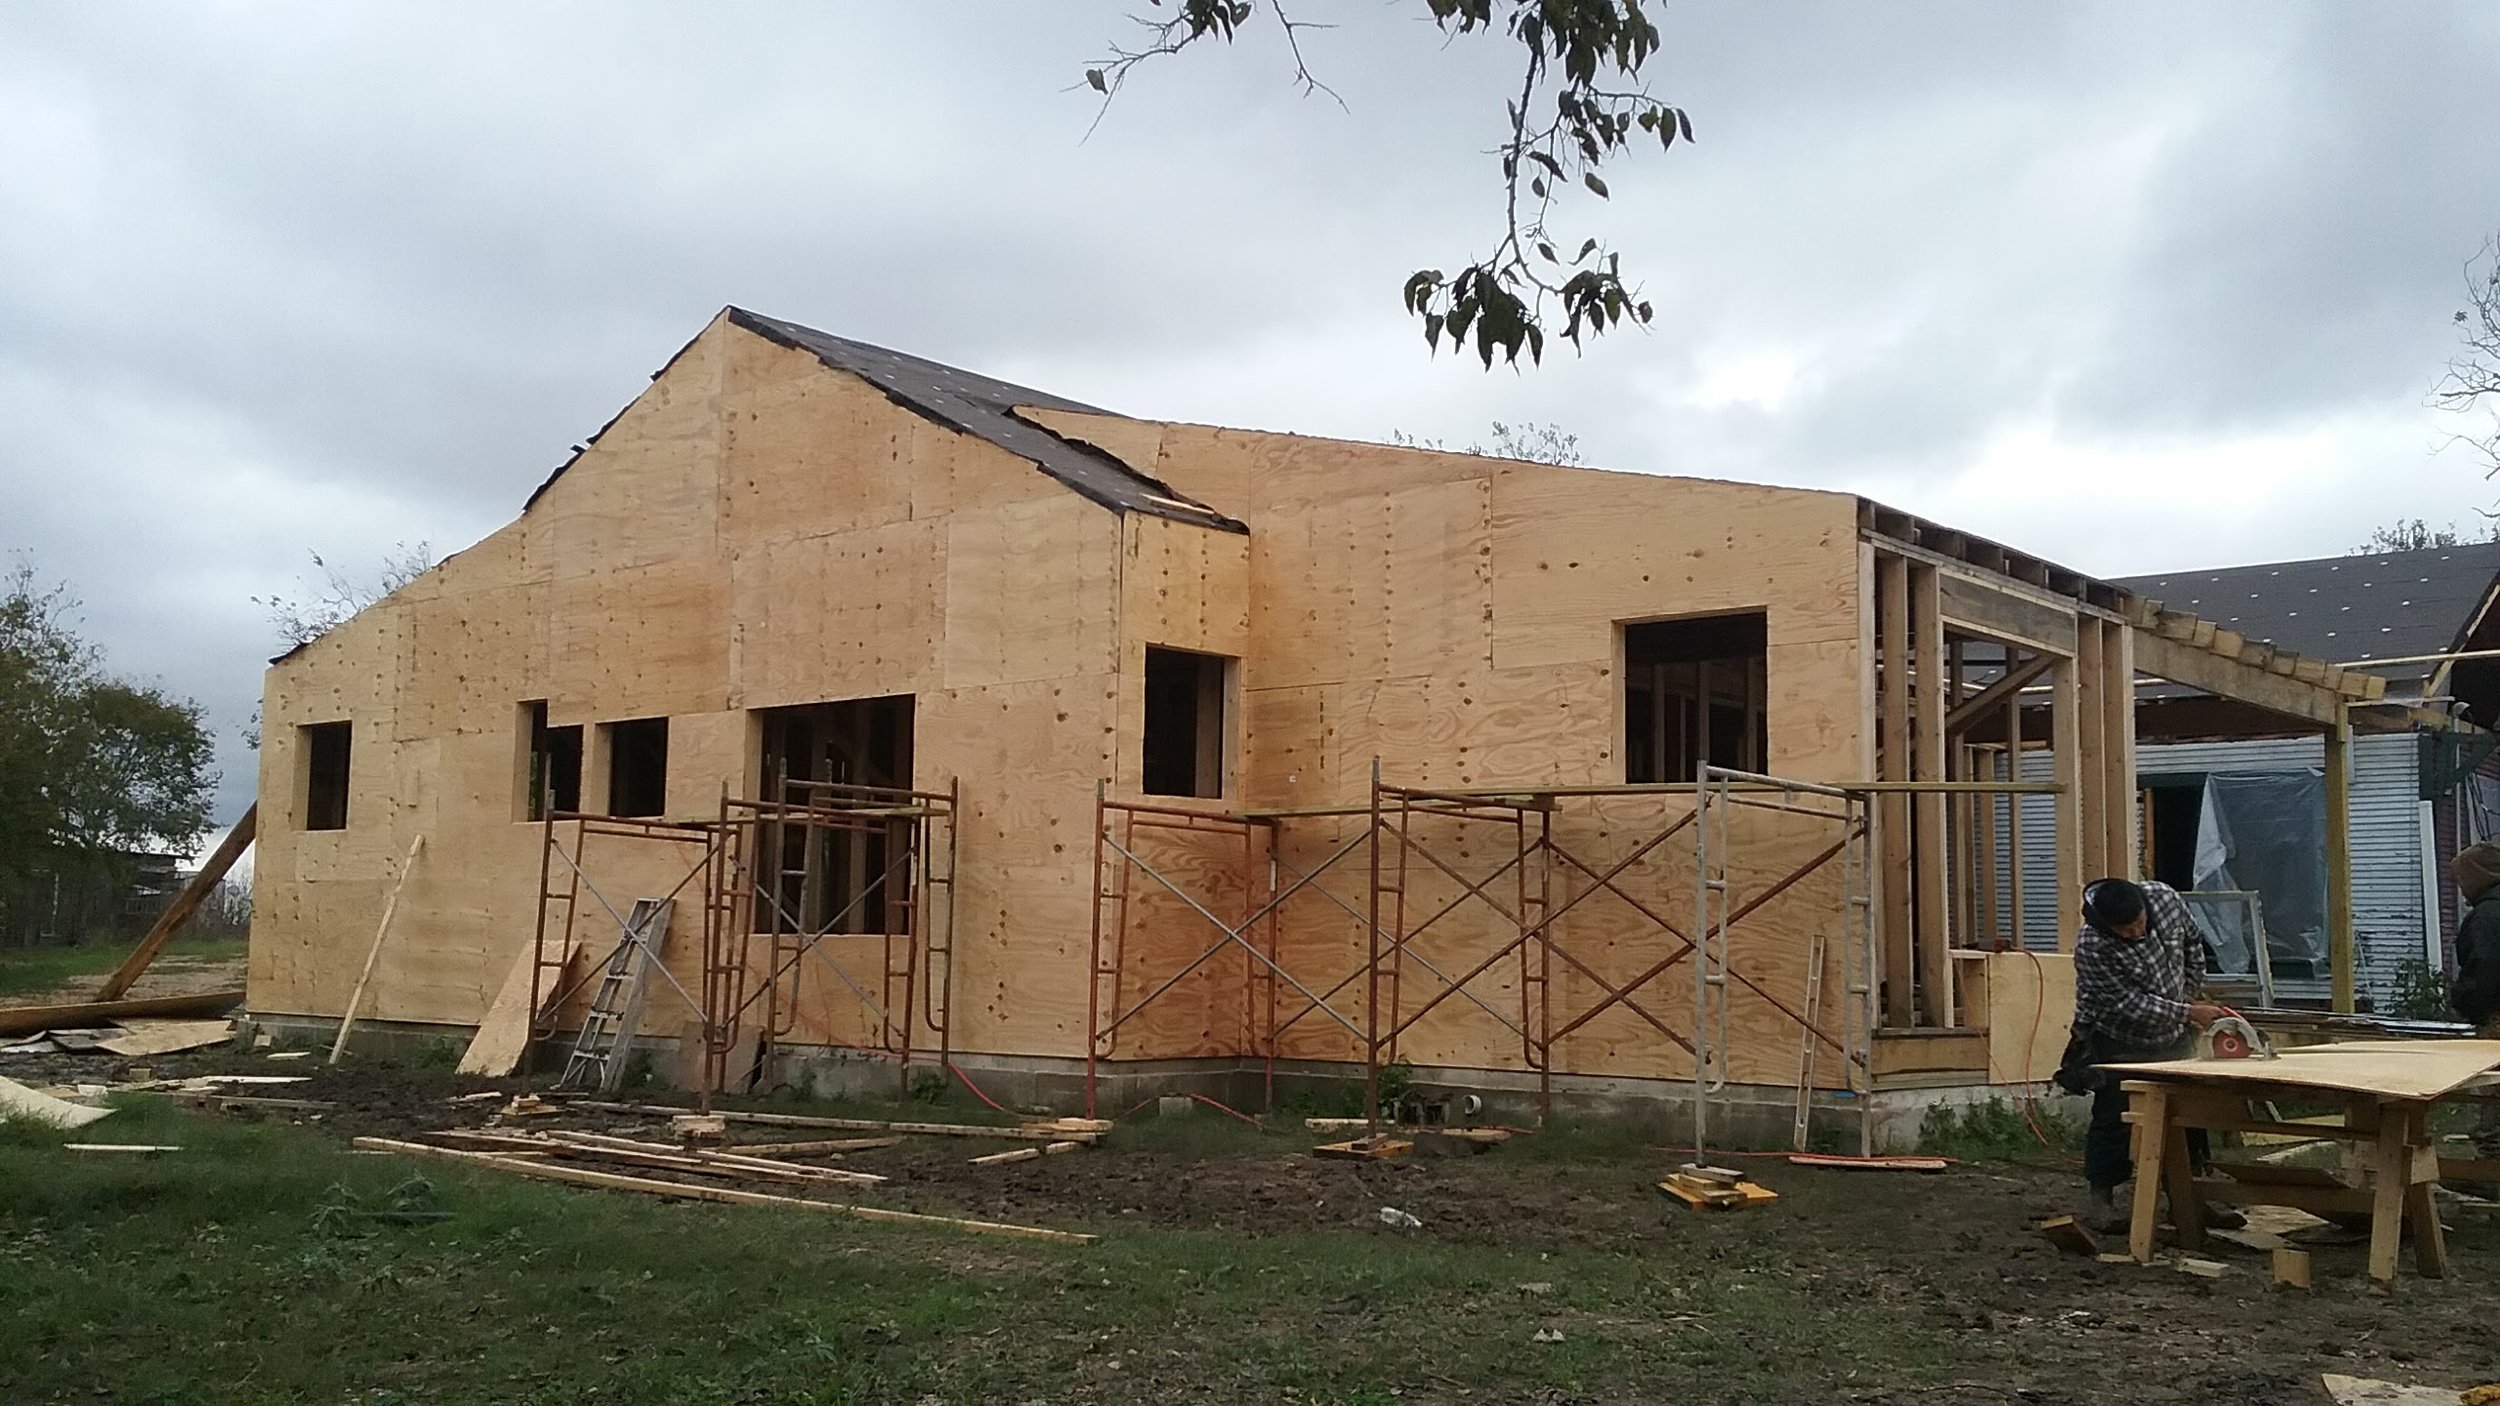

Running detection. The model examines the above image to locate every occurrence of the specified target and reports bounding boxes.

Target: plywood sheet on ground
[96,1020,234,1058]
[2102,1040,2500,1100]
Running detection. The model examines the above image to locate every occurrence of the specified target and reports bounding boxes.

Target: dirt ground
[13,1045,2498,1403]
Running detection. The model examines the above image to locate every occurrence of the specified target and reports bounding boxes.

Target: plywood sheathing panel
[253,315,1122,1048]
[943,494,1122,691]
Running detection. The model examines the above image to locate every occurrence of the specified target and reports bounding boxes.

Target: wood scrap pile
[1658,1162,1779,1210]
[2,1015,236,1057]
[345,1096,1109,1243]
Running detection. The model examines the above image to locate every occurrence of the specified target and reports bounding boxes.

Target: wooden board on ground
[970,1140,1083,1166]
[1312,1136,1412,1161]
[2100,1041,2500,1101]
[1787,1153,1948,1172]
[458,937,583,1076]
[0,1075,115,1129]
[1658,1175,1779,1210]
[95,1020,234,1058]
[353,1137,1098,1244]
[572,1102,1099,1143]
[2038,1215,2100,1256]
[0,990,244,1040]
[2320,1374,2475,1406]
[736,1138,900,1157]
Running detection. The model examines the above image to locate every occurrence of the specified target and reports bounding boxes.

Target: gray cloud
[3,1,2498,838]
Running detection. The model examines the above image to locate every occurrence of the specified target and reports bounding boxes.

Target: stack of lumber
[1658,1163,1779,1210]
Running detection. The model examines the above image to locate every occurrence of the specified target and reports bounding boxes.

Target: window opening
[522,701,582,820]
[1624,613,1767,783]
[1142,647,1230,799]
[604,717,670,819]
[302,721,352,831]
[755,697,915,934]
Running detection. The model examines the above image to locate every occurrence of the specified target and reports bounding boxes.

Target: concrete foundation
[255,1009,2074,1155]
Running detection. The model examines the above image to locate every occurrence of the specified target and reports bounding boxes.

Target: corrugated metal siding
[1999,734,2425,1008]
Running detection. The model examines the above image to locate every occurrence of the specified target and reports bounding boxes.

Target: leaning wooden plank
[457,932,582,1077]
[95,1020,234,1058]
[352,1138,1098,1244]
[571,1101,1097,1143]
[0,1075,114,1130]
[0,990,245,1040]
[330,834,426,1064]
[95,803,255,1002]
[970,1140,1082,1167]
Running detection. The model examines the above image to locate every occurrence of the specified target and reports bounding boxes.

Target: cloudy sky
[5,1,2499,838]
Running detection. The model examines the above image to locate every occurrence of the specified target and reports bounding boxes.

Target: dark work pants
[2083,1036,2206,1192]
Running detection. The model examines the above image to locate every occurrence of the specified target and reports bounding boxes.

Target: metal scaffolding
[1085,764,1881,1149]
[527,777,958,1104]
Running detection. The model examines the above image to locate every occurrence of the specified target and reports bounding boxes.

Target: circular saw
[2202,1010,2277,1061]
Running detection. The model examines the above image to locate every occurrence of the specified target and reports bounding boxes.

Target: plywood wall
[261,330,1888,1092]
[256,314,1126,1063]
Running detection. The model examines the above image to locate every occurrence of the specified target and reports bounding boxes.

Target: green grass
[1916,1095,2081,1162]
[0,937,248,1001]
[1,1098,2016,1405]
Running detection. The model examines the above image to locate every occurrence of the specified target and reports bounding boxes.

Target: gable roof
[730,309,1242,532]
[524,309,1242,533]
[2112,542,2500,693]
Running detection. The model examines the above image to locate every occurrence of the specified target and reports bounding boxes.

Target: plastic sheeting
[2191,770,2329,975]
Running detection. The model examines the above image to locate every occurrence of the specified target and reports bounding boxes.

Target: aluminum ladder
[557,897,672,1093]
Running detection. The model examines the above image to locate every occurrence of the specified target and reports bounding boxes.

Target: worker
[2066,877,2238,1232]
[2450,842,2500,1185]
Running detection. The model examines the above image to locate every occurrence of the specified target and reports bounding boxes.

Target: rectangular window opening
[1143,646,1231,799]
[521,701,583,821]
[302,721,353,831]
[754,697,915,935]
[1623,613,1768,784]
[603,717,670,819]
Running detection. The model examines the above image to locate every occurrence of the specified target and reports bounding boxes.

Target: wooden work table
[2106,1040,2500,1289]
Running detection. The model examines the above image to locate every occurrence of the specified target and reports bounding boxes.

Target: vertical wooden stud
[2327,702,2355,1012]
[1878,552,1913,1026]
[2051,654,2083,954]
[1910,563,1949,1025]
[2101,621,2137,877]
[2075,617,2106,883]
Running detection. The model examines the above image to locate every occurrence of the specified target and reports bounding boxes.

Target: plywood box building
[252,308,2385,1141]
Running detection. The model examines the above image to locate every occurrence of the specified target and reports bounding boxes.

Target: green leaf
[1584,172,1609,199]
[1085,69,1106,93]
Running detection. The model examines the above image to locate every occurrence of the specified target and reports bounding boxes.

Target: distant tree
[0,562,216,919]
[253,542,436,650]
[1388,420,1585,466]
[2352,518,2500,554]
[1088,2,1687,368]
[2438,232,2500,479]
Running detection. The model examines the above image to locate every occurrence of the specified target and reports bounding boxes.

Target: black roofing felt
[724,309,1243,532]
[522,309,1244,532]
[2113,542,2500,685]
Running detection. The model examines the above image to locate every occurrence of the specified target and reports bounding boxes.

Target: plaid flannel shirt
[2072,880,2209,1052]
